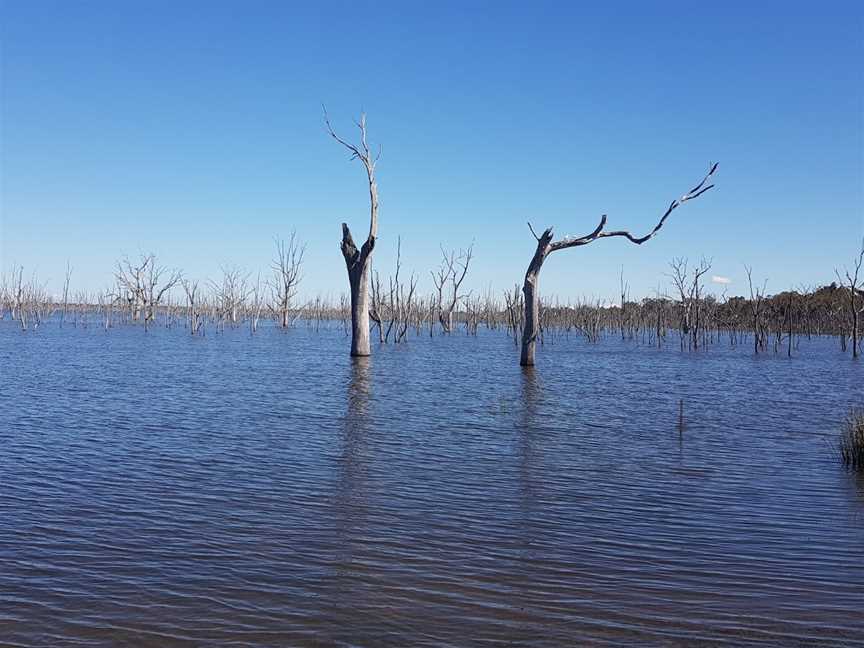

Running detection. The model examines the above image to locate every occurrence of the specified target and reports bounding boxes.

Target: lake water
[1,321,862,646]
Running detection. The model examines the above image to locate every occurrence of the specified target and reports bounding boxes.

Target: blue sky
[1,1,862,301]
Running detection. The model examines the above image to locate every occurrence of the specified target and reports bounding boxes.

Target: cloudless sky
[1,1,862,302]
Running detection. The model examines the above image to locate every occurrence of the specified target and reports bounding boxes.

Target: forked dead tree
[520,163,717,366]
[325,108,380,357]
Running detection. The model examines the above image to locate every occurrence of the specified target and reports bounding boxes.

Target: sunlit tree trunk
[326,109,380,357]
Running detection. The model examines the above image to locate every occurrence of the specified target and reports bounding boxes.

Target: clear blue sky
[1,1,862,301]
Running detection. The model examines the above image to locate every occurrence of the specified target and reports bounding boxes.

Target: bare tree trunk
[520,230,552,366]
[344,236,372,356]
[326,109,379,358]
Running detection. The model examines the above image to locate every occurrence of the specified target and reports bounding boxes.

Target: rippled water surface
[1,321,863,647]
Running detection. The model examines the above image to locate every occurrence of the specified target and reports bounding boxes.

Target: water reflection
[329,357,374,636]
[515,367,542,604]
[345,356,372,419]
[517,367,543,502]
[335,357,372,531]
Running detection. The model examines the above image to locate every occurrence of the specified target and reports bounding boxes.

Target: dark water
[1,321,862,647]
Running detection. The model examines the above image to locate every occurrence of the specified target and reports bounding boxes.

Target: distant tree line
[2,253,862,359]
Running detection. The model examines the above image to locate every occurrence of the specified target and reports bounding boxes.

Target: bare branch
[547,163,718,253]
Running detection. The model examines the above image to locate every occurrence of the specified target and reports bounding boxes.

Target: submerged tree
[369,237,418,344]
[669,256,712,351]
[519,163,718,366]
[431,244,473,333]
[270,231,305,328]
[182,279,204,335]
[836,240,864,358]
[745,265,768,354]
[210,265,250,329]
[325,108,380,357]
[115,253,181,331]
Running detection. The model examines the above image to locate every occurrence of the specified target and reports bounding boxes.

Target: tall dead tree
[325,108,380,357]
[520,163,717,366]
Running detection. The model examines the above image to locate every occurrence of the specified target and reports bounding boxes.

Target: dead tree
[391,240,418,343]
[619,266,630,340]
[669,257,712,350]
[325,108,380,357]
[0,269,10,320]
[503,284,524,343]
[210,265,249,329]
[142,259,181,329]
[97,289,114,331]
[669,258,693,349]
[519,163,718,366]
[250,273,264,334]
[836,240,864,358]
[431,244,473,333]
[11,265,25,326]
[369,237,417,344]
[115,254,181,331]
[61,260,72,328]
[182,279,204,335]
[12,267,28,330]
[115,256,146,322]
[369,270,386,343]
[270,232,305,328]
[745,265,768,354]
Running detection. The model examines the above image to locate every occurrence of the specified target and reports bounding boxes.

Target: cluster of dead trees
[0,265,53,330]
[3,110,864,364]
[4,253,863,359]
